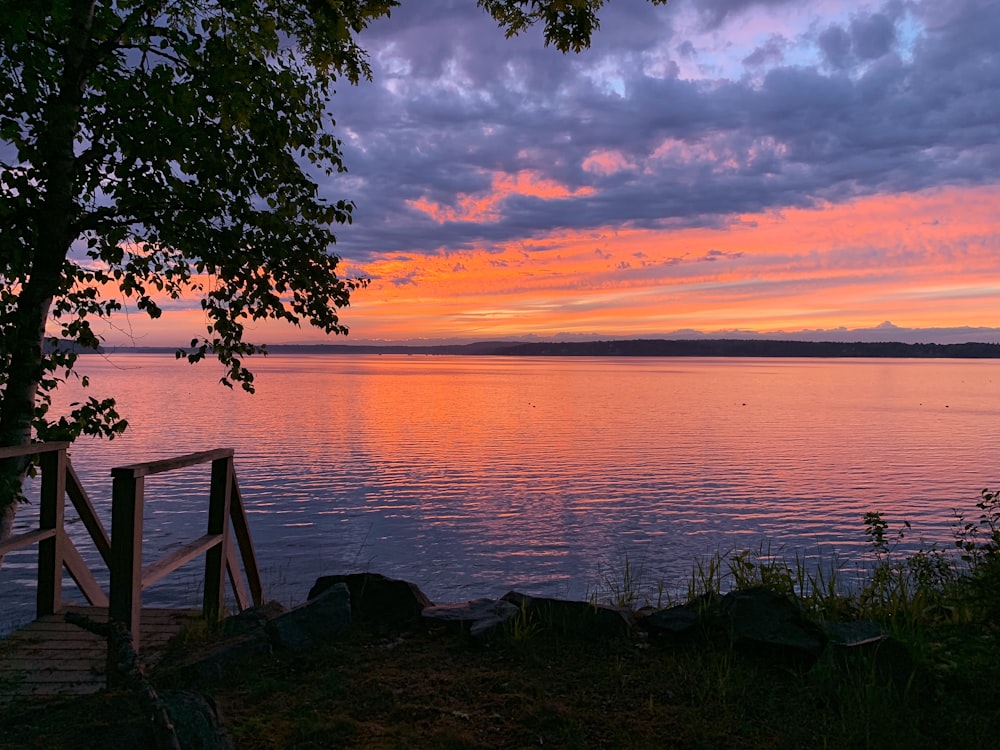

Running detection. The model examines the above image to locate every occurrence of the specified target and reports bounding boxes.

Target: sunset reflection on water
[3,354,998,629]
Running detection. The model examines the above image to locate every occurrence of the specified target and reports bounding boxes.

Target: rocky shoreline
[144,570,916,749]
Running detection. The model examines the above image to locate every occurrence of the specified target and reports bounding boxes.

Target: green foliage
[1,0,657,482]
[590,549,665,609]
[952,487,1000,567]
[726,545,797,596]
[588,491,1000,635]
[2,0,389,388]
[506,597,542,645]
[0,1,409,490]
[477,0,670,53]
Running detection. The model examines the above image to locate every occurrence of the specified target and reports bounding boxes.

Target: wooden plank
[0,527,55,556]
[109,474,144,654]
[65,460,112,565]
[0,606,201,701]
[225,534,250,611]
[112,448,234,479]
[229,474,263,607]
[203,457,233,621]
[2,668,102,683]
[8,623,101,638]
[1,660,100,674]
[141,533,221,589]
[63,540,110,607]
[0,442,70,460]
[36,448,67,617]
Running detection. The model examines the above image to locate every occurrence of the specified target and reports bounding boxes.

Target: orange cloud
[406,169,596,224]
[83,184,1000,346]
[347,185,1000,340]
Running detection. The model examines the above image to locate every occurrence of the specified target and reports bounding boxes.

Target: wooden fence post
[203,456,233,621]
[36,447,67,616]
[109,469,144,652]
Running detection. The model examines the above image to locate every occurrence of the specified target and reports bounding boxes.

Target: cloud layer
[109,0,1000,344]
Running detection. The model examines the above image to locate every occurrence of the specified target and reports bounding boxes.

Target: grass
[3,494,1000,749]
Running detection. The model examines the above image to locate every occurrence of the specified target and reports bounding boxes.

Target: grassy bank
[3,495,1000,749]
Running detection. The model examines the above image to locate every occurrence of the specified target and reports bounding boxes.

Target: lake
[2,354,998,630]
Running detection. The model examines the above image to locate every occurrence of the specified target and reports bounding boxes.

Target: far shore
[65,338,1000,358]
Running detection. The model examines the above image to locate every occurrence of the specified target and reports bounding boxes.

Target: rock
[309,572,433,626]
[643,603,703,640]
[158,602,285,683]
[500,591,633,640]
[820,619,886,647]
[163,690,233,750]
[819,620,917,688]
[860,636,918,688]
[221,601,286,638]
[422,598,520,639]
[267,582,352,652]
[719,586,826,658]
[161,631,272,684]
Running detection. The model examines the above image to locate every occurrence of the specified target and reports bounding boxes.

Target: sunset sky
[115,0,1000,346]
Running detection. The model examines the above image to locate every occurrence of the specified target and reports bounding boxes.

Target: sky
[115,0,1000,345]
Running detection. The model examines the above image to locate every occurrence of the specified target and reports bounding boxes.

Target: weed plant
[579,489,1000,748]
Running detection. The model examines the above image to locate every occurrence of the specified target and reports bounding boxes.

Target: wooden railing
[0,443,263,653]
[109,448,263,649]
[0,442,111,615]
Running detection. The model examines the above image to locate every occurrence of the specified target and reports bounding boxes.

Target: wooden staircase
[0,443,262,699]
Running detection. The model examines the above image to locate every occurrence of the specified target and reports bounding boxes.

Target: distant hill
[100,339,1000,358]
[483,339,1000,358]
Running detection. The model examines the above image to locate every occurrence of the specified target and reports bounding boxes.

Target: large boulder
[719,586,826,658]
[500,591,633,640]
[643,587,826,660]
[422,598,520,640]
[308,572,433,626]
[222,601,287,638]
[163,690,233,750]
[819,620,917,688]
[642,593,721,643]
[267,582,352,652]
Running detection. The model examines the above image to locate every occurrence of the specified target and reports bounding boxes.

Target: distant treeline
[481,339,1000,358]
[89,339,1000,358]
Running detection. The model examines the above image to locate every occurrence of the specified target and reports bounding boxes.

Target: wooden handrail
[0,527,57,557]
[3,441,262,688]
[0,442,71,460]
[0,442,108,615]
[108,449,262,664]
[141,533,221,590]
[111,448,235,478]
[66,462,112,565]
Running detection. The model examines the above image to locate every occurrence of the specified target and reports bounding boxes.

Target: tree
[0,0,667,546]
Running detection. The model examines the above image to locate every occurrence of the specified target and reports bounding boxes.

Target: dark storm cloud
[742,36,787,69]
[693,0,800,31]
[818,25,852,69]
[324,0,1000,260]
[819,10,898,70]
[850,13,896,60]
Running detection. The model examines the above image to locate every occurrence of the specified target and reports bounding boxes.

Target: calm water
[3,354,998,630]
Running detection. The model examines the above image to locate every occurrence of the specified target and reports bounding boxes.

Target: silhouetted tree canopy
[0,0,669,535]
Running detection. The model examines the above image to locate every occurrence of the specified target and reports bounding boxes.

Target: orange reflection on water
[41,354,1000,607]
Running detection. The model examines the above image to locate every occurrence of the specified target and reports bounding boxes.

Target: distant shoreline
[82,339,1000,358]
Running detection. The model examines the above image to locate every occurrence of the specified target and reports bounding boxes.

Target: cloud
[693,0,800,31]
[322,0,1000,267]
[56,0,1000,349]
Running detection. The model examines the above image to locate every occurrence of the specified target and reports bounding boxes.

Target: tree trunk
[0,502,16,567]
[0,0,94,555]
[0,274,58,554]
